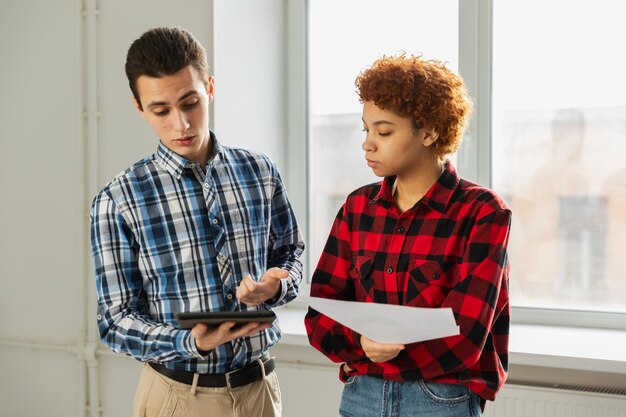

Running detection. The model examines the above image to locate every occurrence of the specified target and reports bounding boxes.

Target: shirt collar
[369,160,461,214]
[155,131,222,179]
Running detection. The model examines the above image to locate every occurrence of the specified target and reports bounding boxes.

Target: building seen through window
[492,0,626,312]
[309,0,626,313]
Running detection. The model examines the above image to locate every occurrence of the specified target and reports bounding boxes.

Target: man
[90,26,304,417]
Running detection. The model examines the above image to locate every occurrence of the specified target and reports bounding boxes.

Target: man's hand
[192,321,270,352]
[236,268,290,306]
[360,335,405,363]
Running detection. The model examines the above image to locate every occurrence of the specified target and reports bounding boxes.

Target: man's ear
[422,127,439,147]
[207,76,215,103]
[132,97,146,118]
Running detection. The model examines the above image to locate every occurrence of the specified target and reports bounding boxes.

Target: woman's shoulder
[456,178,510,214]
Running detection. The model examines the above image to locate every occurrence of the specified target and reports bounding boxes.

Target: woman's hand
[360,335,405,363]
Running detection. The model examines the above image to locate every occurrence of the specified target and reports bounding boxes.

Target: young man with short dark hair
[91,26,304,417]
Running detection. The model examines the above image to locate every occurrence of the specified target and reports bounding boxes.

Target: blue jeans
[339,375,482,417]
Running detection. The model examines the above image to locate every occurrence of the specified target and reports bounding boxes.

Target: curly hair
[355,54,473,160]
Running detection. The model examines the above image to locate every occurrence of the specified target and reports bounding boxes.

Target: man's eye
[153,109,168,116]
[183,100,199,110]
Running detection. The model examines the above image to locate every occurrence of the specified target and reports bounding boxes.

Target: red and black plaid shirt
[305,161,511,403]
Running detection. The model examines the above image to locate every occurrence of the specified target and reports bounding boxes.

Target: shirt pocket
[404,258,452,307]
[349,255,375,302]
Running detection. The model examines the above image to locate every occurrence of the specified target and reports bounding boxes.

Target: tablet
[175,310,276,329]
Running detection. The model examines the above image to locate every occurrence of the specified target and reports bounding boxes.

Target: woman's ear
[422,127,439,147]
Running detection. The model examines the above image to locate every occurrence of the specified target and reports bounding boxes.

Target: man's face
[134,66,214,165]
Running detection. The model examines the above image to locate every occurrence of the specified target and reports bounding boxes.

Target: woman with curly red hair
[305,54,512,416]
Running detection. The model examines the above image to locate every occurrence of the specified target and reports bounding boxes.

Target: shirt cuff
[264,278,288,307]
[173,328,206,360]
[339,363,358,382]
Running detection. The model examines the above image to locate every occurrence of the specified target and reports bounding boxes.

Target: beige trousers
[133,362,282,417]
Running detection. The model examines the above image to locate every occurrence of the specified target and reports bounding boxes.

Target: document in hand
[305,296,460,344]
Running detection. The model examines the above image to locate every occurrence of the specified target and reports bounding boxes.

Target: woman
[305,54,511,416]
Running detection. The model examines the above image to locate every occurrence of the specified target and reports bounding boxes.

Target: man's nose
[173,110,190,133]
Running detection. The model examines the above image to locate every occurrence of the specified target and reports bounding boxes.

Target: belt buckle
[224,368,237,390]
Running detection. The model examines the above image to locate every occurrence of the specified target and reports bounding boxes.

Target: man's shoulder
[94,155,156,201]
[222,145,274,164]
[220,145,277,173]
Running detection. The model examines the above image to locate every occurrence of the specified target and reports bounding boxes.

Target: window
[492,0,626,313]
[308,0,459,267]
[303,0,626,323]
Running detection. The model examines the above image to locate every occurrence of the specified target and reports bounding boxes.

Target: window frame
[285,0,626,330]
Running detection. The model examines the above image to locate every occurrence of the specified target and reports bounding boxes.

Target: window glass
[492,0,626,312]
[308,0,459,267]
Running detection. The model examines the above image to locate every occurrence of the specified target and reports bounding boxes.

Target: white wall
[0,1,292,416]
[1,1,85,415]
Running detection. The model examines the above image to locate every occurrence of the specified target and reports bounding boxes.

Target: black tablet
[175,310,276,329]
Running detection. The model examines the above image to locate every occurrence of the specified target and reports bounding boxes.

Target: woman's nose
[362,134,374,152]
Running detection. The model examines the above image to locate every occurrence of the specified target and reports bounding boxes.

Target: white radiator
[483,381,626,417]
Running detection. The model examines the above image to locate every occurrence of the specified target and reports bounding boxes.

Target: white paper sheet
[304,296,460,344]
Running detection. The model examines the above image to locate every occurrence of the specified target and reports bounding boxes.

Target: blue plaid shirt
[90,132,304,373]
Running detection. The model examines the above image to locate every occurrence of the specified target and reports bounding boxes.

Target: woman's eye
[379,131,391,137]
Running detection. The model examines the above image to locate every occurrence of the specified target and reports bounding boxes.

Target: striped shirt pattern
[305,161,511,403]
[91,133,304,373]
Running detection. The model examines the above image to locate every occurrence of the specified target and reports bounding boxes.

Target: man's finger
[244,322,271,336]
[265,268,290,280]
[236,275,257,299]
[244,274,259,290]
[229,322,262,338]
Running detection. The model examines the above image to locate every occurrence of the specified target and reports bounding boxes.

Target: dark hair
[356,54,473,161]
[125,27,209,109]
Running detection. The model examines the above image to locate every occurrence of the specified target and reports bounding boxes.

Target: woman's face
[361,101,437,178]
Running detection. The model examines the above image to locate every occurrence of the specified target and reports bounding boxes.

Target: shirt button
[226,293,233,300]
[203,182,210,188]
[212,218,219,224]
[432,273,441,280]
[386,267,393,274]
[397,226,405,233]
[97,314,102,320]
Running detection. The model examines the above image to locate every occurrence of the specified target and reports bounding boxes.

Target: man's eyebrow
[178,90,197,102]
[146,90,198,108]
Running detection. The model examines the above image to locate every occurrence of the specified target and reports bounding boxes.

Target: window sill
[275,306,626,375]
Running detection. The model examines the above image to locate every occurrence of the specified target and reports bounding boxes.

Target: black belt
[149,357,275,389]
